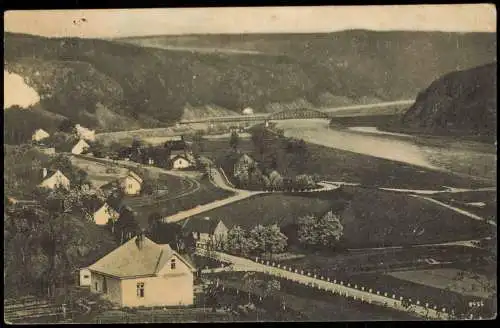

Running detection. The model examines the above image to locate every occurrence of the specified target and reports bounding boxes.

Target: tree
[268,171,284,191]
[293,174,316,190]
[147,212,162,241]
[297,211,344,249]
[229,131,240,151]
[263,279,281,300]
[90,141,105,158]
[224,226,251,256]
[141,179,156,196]
[58,119,75,133]
[243,272,261,304]
[248,224,287,259]
[192,130,205,153]
[116,207,140,244]
[251,126,272,160]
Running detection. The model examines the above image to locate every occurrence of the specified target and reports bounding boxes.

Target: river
[274,119,496,181]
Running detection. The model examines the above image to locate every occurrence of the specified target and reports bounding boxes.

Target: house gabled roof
[40,169,69,184]
[181,217,224,235]
[236,154,255,165]
[88,236,194,278]
[169,153,195,164]
[73,139,90,150]
[33,128,50,136]
[126,170,143,184]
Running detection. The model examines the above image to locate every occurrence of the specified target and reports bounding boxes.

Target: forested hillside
[400,63,497,140]
[4,30,496,143]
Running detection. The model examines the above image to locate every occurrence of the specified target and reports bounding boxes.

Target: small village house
[38,168,71,190]
[88,233,196,307]
[71,139,91,155]
[93,202,120,226]
[79,267,92,287]
[120,171,143,195]
[169,153,195,170]
[233,154,255,177]
[75,124,96,142]
[181,217,229,249]
[31,128,50,142]
[242,107,254,115]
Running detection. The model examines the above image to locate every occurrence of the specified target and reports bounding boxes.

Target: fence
[195,247,487,320]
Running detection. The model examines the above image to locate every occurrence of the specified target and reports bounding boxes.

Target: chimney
[42,168,48,178]
[135,230,146,250]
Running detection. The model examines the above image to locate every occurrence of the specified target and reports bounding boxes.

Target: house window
[128,184,133,189]
[83,275,90,279]
[103,277,108,294]
[95,282,98,291]
[137,282,145,298]
[171,258,176,270]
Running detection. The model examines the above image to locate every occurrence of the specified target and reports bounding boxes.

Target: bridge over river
[177,100,414,125]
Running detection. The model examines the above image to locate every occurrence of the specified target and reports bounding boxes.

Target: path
[195,248,451,320]
[163,176,339,223]
[412,195,497,227]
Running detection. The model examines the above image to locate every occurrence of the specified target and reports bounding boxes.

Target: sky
[4,4,496,39]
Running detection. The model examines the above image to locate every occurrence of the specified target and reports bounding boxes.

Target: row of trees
[223,224,288,260]
[233,163,318,191]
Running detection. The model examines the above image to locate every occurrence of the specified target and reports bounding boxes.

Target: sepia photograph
[3,4,497,323]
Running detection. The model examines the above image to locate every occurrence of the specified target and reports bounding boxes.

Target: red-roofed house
[87,233,195,307]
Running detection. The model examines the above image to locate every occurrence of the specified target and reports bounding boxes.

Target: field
[187,186,493,249]
[279,245,488,277]
[189,192,348,230]
[387,268,496,299]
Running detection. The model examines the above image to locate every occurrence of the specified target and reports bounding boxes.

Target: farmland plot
[387,268,496,299]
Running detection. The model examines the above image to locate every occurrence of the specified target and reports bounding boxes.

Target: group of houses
[31,124,96,156]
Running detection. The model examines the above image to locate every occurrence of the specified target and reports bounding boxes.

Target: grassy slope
[189,193,346,230]
[4,30,495,142]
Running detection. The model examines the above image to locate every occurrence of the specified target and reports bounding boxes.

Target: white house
[32,129,50,142]
[120,171,143,195]
[88,234,196,307]
[75,124,96,142]
[242,107,254,115]
[170,154,194,170]
[79,267,92,287]
[181,217,229,249]
[71,139,90,155]
[38,168,71,190]
[93,203,120,226]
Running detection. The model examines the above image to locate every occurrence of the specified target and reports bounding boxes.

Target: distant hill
[400,63,497,140]
[4,31,496,143]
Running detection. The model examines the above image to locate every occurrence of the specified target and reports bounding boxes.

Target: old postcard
[3,5,497,323]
